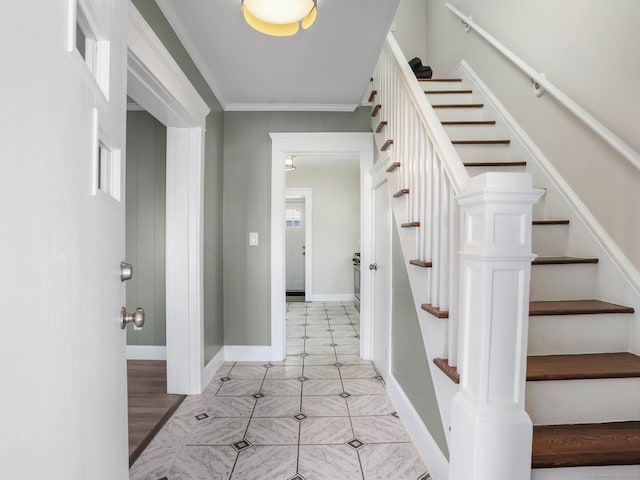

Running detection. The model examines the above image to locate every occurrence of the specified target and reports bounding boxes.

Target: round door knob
[120,307,145,330]
[369,263,378,270]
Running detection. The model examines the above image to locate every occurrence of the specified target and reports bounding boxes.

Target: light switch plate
[249,232,259,246]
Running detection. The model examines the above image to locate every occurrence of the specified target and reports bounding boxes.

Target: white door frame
[271,133,374,360]
[127,4,210,394]
[285,188,313,299]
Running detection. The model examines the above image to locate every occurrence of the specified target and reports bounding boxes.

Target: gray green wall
[126,111,167,346]
[222,110,371,345]
[131,0,224,363]
[391,225,449,459]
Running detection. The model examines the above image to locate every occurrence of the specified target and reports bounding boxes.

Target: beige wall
[396,0,640,268]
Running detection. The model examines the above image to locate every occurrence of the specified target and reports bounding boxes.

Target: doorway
[126,5,209,395]
[270,133,374,361]
[285,196,307,299]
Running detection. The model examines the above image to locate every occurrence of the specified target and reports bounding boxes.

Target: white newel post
[449,173,544,480]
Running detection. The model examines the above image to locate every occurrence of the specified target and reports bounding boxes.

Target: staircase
[370,35,640,479]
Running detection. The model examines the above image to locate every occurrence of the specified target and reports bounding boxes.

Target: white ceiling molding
[225,102,359,112]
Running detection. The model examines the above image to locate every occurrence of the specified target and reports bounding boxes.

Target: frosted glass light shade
[242,0,317,37]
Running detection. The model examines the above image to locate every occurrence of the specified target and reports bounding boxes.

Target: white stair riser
[526,378,640,425]
[532,465,640,480]
[532,225,569,257]
[425,92,473,104]
[419,80,464,92]
[433,107,484,121]
[442,123,504,140]
[530,264,597,301]
[464,164,527,176]
[453,144,513,163]
[528,314,629,355]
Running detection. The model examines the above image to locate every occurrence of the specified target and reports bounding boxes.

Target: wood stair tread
[424,299,633,319]
[442,120,496,125]
[530,300,634,316]
[434,352,640,384]
[452,139,510,145]
[401,221,420,228]
[432,103,484,109]
[532,421,640,468]
[532,256,599,265]
[410,259,432,268]
[375,121,387,133]
[385,162,400,173]
[528,352,640,381]
[368,90,377,103]
[533,219,570,225]
[425,89,472,94]
[464,161,526,167]
[381,139,394,151]
[371,104,381,117]
[393,188,409,198]
[421,303,448,318]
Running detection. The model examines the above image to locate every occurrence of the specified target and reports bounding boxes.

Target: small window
[285,209,302,227]
[71,1,110,99]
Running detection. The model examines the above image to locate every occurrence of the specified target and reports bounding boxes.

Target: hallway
[129,302,429,479]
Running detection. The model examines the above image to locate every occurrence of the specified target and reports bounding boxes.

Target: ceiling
[155,0,399,111]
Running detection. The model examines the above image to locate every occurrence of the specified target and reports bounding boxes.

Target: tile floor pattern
[130,302,430,480]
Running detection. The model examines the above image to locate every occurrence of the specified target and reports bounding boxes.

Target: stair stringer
[453,60,640,356]
[378,154,460,451]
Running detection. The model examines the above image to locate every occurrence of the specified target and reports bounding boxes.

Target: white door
[285,200,306,292]
[372,180,392,378]
[0,3,129,479]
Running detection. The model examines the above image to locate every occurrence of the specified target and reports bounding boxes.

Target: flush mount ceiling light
[285,155,297,171]
[241,0,317,37]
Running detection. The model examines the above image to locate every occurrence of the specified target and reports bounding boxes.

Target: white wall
[392,0,428,64]
[414,0,640,269]
[286,157,360,298]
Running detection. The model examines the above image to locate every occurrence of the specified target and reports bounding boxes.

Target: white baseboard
[224,345,278,362]
[386,373,450,480]
[306,293,355,302]
[202,347,225,388]
[126,345,167,360]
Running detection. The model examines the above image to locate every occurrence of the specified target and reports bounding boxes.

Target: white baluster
[431,155,441,308]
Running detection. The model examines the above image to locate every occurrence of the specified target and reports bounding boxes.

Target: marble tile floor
[130,301,430,480]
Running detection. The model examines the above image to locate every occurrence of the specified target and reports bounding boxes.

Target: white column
[450,172,544,480]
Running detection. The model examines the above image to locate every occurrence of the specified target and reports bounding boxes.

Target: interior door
[0,3,130,478]
[372,180,392,378]
[285,199,306,292]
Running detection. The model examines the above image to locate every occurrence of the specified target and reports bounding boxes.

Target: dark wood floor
[128,360,186,467]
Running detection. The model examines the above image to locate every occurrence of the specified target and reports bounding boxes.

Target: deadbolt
[120,307,145,330]
[369,263,378,271]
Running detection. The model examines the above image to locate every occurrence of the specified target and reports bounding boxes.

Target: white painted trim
[225,103,359,112]
[224,346,277,362]
[127,3,210,128]
[127,2,210,395]
[307,294,355,302]
[285,187,313,298]
[202,347,225,388]
[126,345,167,360]
[271,133,375,361]
[458,60,640,295]
[165,127,205,395]
[386,373,450,480]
